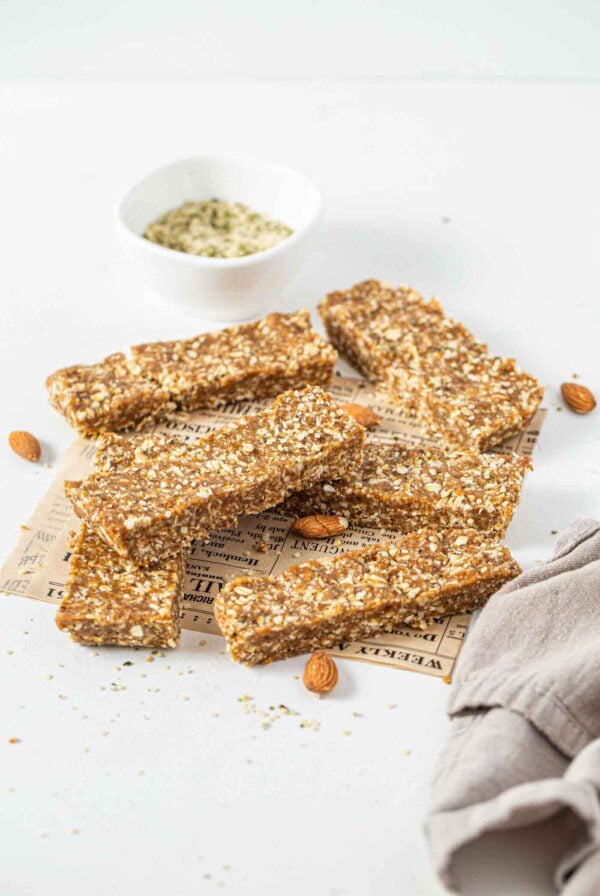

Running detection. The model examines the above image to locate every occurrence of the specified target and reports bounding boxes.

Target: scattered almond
[291,514,348,539]
[561,383,596,414]
[9,431,41,462]
[340,402,381,428]
[303,652,338,695]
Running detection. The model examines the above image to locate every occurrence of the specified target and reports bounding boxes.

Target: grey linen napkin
[426,519,600,893]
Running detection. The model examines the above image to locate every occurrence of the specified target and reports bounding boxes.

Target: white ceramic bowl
[115,156,322,321]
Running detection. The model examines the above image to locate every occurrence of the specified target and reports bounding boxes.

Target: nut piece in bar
[46,352,172,439]
[215,528,520,665]
[319,280,544,450]
[65,386,366,567]
[129,310,338,411]
[281,443,531,536]
[56,433,187,648]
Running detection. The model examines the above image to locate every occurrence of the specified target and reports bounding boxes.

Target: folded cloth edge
[448,669,594,758]
[426,773,600,892]
[498,518,600,596]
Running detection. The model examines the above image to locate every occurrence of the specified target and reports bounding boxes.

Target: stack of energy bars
[48,282,542,665]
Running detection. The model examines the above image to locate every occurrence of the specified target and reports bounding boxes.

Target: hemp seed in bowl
[143,199,294,259]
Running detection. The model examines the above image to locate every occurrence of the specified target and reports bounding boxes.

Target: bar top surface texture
[130,309,337,410]
[319,280,543,450]
[65,386,366,566]
[46,310,337,437]
[46,352,172,440]
[215,528,520,665]
[281,443,530,535]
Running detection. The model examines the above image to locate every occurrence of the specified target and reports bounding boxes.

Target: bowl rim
[114,155,323,269]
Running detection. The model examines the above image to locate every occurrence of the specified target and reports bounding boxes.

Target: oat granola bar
[55,526,185,647]
[56,434,186,648]
[215,528,520,665]
[281,443,530,536]
[65,386,366,566]
[319,280,543,450]
[47,311,337,438]
[46,352,172,439]
[129,310,336,411]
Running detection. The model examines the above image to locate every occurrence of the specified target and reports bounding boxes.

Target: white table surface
[1,80,599,896]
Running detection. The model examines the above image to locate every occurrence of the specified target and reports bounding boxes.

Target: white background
[1,4,600,896]
[2,0,600,81]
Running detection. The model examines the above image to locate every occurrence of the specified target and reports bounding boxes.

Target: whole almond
[291,514,348,539]
[561,383,596,414]
[9,431,41,462]
[303,652,338,695]
[340,402,381,428]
